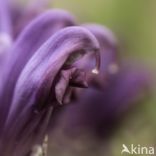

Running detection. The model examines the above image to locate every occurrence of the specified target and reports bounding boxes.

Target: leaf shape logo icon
[121,144,131,154]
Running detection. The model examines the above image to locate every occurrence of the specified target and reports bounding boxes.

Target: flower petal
[1,26,100,155]
[0,0,12,37]
[0,9,76,131]
[83,24,119,75]
[74,24,119,91]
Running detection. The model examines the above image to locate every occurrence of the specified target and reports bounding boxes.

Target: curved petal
[1,26,100,155]
[12,0,51,38]
[83,24,119,74]
[84,25,119,89]
[0,9,76,130]
[74,24,119,91]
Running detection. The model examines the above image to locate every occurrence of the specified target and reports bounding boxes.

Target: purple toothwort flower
[0,0,151,156]
[50,25,151,140]
[0,1,101,155]
[69,24,119,99]
[0,9,77,132]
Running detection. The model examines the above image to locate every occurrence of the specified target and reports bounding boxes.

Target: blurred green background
[51,0,156,156]
[53,0,156,68]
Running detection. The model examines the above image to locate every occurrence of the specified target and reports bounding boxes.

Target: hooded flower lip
[0,9,76,131]
[7,26,100,120]
[47,25,151,140]
[83,24,118,74]
[72,24,118,91]
[83,24,118,50]
[1,26,100,155]
[84,24,119,88]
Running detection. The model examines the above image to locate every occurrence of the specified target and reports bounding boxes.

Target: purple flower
[70,24,119,99]
[10,0,50,38]
[50,25,151,139]
[0,2,101,155]
[0,9,77,132]
[0,1,151,156]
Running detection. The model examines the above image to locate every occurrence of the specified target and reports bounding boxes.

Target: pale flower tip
[30,145,43,156]
[92,68,99,74]
[92,51,100,75]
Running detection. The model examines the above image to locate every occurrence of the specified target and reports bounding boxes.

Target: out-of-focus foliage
[52,1,156,156]
[54,0,156,67]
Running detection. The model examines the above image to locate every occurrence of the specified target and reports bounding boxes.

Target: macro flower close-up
[0,0,155,156]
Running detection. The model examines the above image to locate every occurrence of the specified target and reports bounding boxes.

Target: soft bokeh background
[48,0,156,156]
